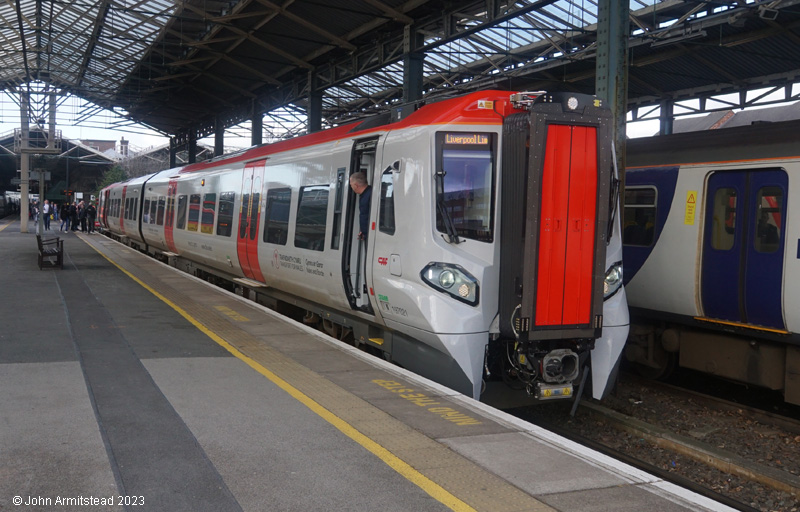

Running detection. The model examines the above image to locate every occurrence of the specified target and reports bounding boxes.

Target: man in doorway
[349,172,371,241]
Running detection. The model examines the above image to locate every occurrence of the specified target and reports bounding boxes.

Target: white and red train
[100,90,629,402]
[623,120,800,405]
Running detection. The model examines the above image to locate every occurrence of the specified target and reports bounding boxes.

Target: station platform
[1,215,735,512]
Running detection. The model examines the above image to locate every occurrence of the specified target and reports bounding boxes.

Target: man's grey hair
[349,172,367,187]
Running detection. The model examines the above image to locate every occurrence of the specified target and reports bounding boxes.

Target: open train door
[340,137,380,314]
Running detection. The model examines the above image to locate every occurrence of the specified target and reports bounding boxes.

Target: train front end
[495,92,627,400]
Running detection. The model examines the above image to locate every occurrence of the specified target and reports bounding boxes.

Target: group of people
[28,198,96,233]
[59,200,97,233]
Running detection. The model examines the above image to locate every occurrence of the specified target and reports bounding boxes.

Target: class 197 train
[100,90,629,403]
[623,119,800,405]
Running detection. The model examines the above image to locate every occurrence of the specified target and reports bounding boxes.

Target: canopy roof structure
[1,0,799,142]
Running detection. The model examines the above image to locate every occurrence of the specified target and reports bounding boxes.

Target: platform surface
[0,217,735,512]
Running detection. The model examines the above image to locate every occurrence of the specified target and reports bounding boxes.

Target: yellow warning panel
[685,190,697,225]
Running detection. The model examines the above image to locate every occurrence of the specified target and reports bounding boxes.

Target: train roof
[176,90,523,175]
[626,119,800,168]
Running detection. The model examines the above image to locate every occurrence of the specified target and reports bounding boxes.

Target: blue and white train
[623,120,800,405]
[100,90,629,403]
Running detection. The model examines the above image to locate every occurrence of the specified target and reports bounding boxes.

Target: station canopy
[1,0,799,142]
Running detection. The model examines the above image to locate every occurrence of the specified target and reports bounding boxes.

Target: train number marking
[372,380,482,426]
[377,257,388,266]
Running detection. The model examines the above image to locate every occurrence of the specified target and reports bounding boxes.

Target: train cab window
[711,188,737,251]
[264,188,291,245]
[201,193,216,234]
[623,187,657,246]
[379,168,395,235]
[156,196,166,226]
[217,192,235,237]
[143,199,151,223]
[435,132,496,242]
[295,185,329,251]
[754,187,782,253]
[187,194,201,231]
[176,195,187,230]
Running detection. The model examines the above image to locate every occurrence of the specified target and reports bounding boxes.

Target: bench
[37,234,63,270]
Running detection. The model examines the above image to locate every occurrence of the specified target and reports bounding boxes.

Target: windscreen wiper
[435,169,460,244]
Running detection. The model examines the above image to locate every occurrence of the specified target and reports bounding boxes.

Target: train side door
[341,138,379,313]
[237,160,266,282]
[701,169,787,329]
[164,179,178,253]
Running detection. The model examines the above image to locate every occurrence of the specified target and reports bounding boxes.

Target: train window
[217,192,235,237]
[156,196,166,226]
[123,199,129,220]
[754,187,782,253]
[435,132,496,242]
[264,188,291,245]
[149,198,157,224]
[176,195,187,229]
[132,198,138,221]
[711,188,736,251]
[143,199,151,223]
[187,194,200,231]
[201,193,216,234]
[379,168,395,235]
[331,168,346,249]
[623,187,657,246]
[295,185,329,251]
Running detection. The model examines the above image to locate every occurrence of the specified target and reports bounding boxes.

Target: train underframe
[626,312,800,406]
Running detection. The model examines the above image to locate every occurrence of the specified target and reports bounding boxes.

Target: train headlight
[603,261,623,300]
[439,270,455,288]
[421,263,479,306]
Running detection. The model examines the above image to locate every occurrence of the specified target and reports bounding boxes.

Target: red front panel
[535,124,597,326]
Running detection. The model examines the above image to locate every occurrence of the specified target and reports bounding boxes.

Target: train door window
[132,198,138,221]
[379,168,395,235]
[148,198,157,224]
[754,187,782,253]
[143,198,151,223]
[156,196,166,226]
[435,132,496,242]
[264,188,291,245]
[201,193,216,234]
[176,195,187,229]
[623,187,657,246]
[123,199,129,220]
[331,168,346,249]
[295,185,329,251]
[187,194,201,231]
[711,188,736,251]
[217,192,235,237]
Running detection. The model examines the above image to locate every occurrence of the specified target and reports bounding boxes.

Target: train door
[701,169,787,329]
[341,137,379,313]
[237,160,266,282]
[164,179,178,253]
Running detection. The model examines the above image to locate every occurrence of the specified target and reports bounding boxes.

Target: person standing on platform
[349,172,372,243]
[60,202,70,232]
[78,200,87,232]
[69,201,78,232]
[86,202,97,234]
[42,200,51,230]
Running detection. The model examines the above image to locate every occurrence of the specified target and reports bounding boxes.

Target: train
[99,90,629,403]
[623,119,800,405]
[0,192,20,217]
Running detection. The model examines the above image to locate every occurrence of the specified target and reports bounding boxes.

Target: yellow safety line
[84,240,476,512]
[694,316,790,335]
